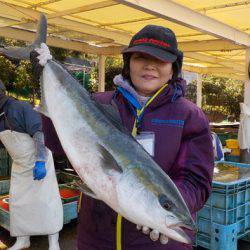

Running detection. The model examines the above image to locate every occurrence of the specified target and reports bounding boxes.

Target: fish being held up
[0,14,196,244]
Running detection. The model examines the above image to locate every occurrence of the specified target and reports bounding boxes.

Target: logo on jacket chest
[151,118,184,128]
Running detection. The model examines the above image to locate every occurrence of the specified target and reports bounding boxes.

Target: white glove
[136,225,169,244]
[35,43,52,66]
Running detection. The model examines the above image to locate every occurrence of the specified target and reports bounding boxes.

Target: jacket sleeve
[16,101,42,136]
[170,111,214,214]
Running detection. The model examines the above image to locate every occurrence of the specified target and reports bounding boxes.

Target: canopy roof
[0,0,249,80]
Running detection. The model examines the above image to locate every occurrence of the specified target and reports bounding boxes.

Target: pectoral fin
[72,180,98,199]
[97,144,123,175]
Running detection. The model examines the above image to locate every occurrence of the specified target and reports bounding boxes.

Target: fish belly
[42,65,120,208]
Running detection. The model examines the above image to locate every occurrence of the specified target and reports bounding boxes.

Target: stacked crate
[0,147,11,177]
[196,162,250,250]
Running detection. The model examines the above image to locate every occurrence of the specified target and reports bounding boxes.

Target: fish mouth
[182,222,197,232]
[164,220,196,244]
[175,221,197,232]
[167,225,192,244]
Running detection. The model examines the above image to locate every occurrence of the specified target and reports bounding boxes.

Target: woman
[0,79,63,250]
[33,24,214,250]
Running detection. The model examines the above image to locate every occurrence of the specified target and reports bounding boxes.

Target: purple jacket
[42,79,214,250]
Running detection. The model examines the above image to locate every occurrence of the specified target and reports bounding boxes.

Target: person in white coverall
[0,79,63,250]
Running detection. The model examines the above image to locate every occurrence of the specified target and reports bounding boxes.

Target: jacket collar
[114,77,186,110]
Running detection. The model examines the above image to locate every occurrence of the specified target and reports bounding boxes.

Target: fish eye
[163,201,173,210]
[158,194,173,211]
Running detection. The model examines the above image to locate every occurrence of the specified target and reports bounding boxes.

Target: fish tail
[0,13,47,60]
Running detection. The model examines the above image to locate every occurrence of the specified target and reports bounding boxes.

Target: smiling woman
[129,52,173,96]
[37,24,214,250]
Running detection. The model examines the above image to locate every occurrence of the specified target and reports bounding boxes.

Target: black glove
[30,50,44,84]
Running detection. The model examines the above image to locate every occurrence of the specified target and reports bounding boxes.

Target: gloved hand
[136,225,169,244]
[33,161,47,180]
[35,43,52,66]
[30,43,52,84]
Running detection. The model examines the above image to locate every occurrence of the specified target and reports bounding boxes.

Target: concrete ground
[0,220,249,249]
[0,220,77,250]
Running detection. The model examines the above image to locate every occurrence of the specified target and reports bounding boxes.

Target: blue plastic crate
[197,162,250,250]
[0,147,11,177]
[0,207,10,231]
[63,201,78,224]
[0,180,10,195]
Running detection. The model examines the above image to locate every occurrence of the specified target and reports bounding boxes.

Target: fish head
[116,166,196,244]
[156,193,196,244]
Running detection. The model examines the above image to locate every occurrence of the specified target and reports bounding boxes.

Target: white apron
[238,103,250,150]
[0,130,63,236]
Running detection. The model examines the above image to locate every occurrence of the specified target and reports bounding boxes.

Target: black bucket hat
[122,25,182,63]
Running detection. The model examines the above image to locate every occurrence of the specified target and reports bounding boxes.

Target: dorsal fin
[94,100,125,132]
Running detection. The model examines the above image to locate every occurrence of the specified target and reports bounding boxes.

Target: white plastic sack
[238,103,250,149]
[211,132,224,161]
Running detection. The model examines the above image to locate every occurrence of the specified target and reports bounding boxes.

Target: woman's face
[129,52,173,96]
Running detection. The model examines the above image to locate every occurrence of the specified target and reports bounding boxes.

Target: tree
[187,74,244,121]
[50,47,69,62]
[186,80,197,103]
[0,37,31,95]
[0,56,16,90]
[13,61,39,104]
[90,56,123,92]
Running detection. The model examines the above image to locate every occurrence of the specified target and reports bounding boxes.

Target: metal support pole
[196,73,202,108]
[98,55,105,92]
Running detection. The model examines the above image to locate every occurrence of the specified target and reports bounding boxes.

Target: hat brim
[122,45,177,63]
